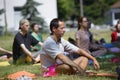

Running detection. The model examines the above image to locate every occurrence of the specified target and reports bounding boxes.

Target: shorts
[43,64,58,77]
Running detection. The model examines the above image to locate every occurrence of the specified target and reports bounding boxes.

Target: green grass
[0,29,119,80]
[0,35,14,51]
[91,29,112,43]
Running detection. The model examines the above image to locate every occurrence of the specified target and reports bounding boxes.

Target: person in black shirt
[12,19,42,64]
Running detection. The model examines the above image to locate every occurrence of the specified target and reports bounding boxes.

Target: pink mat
[111,58,120,63]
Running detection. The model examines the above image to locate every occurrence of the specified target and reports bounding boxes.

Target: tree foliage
[57,0,79,20]
[21,0,46,27]
[83,0,118,24]
[57,0,118,24]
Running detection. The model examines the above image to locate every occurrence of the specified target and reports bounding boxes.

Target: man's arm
[20,44,35,60]
[56,53,84,74]
[38,42,43,47]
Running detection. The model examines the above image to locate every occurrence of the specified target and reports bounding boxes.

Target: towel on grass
[7,71,38,79]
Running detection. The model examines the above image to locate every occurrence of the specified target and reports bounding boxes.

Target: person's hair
[87,19,92,29]
[115,19,120,31]
[30,23,37,30]
[77,16,86,30]
[117,19,120,24]
[19,19,28,29]
[50,18,63,35]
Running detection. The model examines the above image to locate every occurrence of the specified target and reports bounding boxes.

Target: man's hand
[73,65,85,75]
[57,53,85,75]
[93,59,100,70]
[31,57,38,64]
[77,48,100,70]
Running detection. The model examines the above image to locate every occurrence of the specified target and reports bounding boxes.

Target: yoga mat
[86,70,118,77]
[0,61,10,66]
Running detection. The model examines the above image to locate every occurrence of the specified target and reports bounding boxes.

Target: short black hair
[50,18,63,35]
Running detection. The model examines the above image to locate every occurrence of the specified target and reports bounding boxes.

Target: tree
[21,0,46,27]
[57,0,118,24]
[83,0,118,24]
[0,9,4,15]
[57,0,79,20]
[0,9,5,35]
[3,0,8,35]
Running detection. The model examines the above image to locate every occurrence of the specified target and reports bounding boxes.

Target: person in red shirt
[111,20,120,42]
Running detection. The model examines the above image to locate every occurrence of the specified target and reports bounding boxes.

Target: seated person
[0,47,12,60]
[111,19,120,42]
[103,20,120,49]
[107,19,120,53]
[88,19,120,54]
[30,23,43,63]
[12,19,42,64]
[30,23,43,52]
[75,16,107,57]
[40,18,100,77]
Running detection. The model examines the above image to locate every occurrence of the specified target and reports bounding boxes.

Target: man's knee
[80,56,88,62]
[79,56,88,70]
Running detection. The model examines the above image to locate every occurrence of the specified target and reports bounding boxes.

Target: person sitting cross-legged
[40,18,100,77]
[30,23,43,63]
[12,19,42,64]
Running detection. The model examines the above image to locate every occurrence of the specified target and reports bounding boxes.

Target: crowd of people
[0,17,120,77]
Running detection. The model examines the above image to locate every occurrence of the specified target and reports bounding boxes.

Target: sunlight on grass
[0,35,14,50]
[91,29,112,43]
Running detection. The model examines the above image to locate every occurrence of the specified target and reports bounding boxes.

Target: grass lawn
[0,28,120,80]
